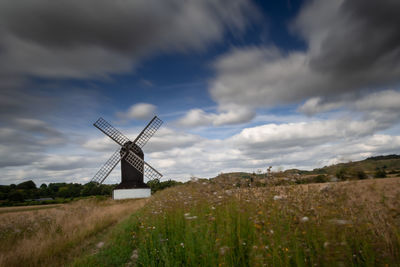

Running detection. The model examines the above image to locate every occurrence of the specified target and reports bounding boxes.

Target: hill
[210,154,400,187]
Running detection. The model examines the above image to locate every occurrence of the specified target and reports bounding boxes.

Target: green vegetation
[0,178,182,207]
[74,179,400,266]
[147,179,182,193]
[374,168,387,178]
[0,181,114,206]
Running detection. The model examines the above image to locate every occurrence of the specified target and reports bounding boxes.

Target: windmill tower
[91,116,163,199]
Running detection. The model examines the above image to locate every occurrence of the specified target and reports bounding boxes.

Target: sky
[1,0,400,185]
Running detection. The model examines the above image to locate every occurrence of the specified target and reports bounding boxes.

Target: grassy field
[0,197,147,267]
[74,177,400,267]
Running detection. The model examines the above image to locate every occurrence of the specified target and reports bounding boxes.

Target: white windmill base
[113,188,151,200]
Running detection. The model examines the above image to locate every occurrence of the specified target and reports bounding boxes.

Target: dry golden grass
[0,197,147,267]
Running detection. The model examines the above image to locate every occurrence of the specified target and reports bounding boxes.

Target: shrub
[356,170,367,180]
[312,174,328,183]
[374,168,386,178]
[336,168,347,180]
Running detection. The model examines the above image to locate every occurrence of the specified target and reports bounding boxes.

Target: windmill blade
[124,150,163,181]
[94,117,130,146]
[133,116,163,148]
[91,149,126,184]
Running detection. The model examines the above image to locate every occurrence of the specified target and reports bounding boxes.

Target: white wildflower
[301,216,309,222]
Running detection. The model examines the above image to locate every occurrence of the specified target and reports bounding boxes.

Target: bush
[356,170,367,180]
[336,168,347,180]
[374,168,387,178]
[312,175,328,183]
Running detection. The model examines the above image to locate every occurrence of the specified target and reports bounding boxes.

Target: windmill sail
[133,116,163,148]
[124,150,163,181]
[94,117,130,146]
[91,149,126,184]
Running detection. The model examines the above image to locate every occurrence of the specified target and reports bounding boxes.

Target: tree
[16,180,36,190]
[40,183,47,189]
[8,190,25,202]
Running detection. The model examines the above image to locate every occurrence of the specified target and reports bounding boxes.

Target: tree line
[0,179,182,206]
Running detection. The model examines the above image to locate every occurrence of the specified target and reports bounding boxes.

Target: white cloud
[116,103,157,120]
[298,97,345,116]
[177,105,255,127]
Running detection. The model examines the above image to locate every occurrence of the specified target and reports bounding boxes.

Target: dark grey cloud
[309,0,400,76]
[0,0,258,79]
[210,0,400,113]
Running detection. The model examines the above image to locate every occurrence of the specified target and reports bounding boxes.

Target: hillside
[312,154,400,175]
[210,154,400,187]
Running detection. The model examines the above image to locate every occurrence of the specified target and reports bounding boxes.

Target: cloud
[147,116,400,180]
[0,119,66,168]
[298,97,345,116]
[229,119,384,151]
[0,0,258,79]
[116,103,157,120]
[209,0,400,111]
[177,106,255,127]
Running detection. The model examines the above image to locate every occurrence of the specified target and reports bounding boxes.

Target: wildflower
[211,206,216,210]
[273,195,285,201]
[254,223,262,229]
[270,229,274,234]
[131,249,139,260]
[323,241,329,248]
[219,246,229,255]
[300,216,309,222]
[329,219,351,225]
[184,213,191,217]
[180,242,185,248]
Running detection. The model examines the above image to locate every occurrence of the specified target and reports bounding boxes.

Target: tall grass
[77,178,400,266]
[0,197,147,267]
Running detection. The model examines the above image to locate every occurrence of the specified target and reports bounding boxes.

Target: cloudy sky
[1,0,400,185]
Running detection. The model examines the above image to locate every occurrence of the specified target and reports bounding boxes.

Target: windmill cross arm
[94,117,130,146]
[133,116,163,148]
[91,149,126,184]
[124,150,163,181]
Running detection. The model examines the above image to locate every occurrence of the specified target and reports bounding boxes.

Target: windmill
[91,116,163,199]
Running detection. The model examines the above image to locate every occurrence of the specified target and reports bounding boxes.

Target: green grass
[73,181,400,267]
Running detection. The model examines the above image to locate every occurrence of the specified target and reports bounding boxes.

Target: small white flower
[301,216,309,222]
[180,242,185,248]
[273,195,285,200]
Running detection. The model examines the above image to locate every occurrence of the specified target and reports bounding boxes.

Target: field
[75,177,400,267]
[1,177,399,266]
[0,197,147,267]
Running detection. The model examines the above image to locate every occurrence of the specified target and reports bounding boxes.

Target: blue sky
[1,0,400,185]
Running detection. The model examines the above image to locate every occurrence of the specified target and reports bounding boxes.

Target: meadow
[0,197,147,267]
[74,177,400,267]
